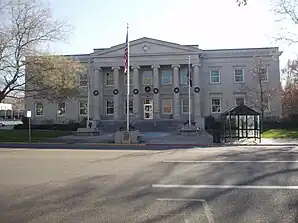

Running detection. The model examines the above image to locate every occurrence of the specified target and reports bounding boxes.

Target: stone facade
[25,37,283,127]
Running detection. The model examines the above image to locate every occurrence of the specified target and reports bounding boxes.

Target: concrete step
[97,120,183,133]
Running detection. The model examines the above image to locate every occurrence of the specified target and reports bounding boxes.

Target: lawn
[0,130,73,142]
[262,129,298,138]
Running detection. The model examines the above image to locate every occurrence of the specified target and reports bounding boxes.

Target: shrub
[21,117,29,126]
[14,123,80,131]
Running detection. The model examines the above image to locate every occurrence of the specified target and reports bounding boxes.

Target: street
[0,146,297,223]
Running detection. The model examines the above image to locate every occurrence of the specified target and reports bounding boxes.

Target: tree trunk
[0,92,5,103]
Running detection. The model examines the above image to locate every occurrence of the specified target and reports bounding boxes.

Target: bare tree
[236,0,248,6]
[0,0,84,103]
[273,0,298,44]
[240,56,278,127]
[2,97,25,111]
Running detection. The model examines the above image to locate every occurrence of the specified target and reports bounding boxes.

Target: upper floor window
[57,102,66,116]
[211,98,221,113]
[106,100,114,115]
[35,102,44,116]
[161,70,172,85]
[180,68,188,85]
[105,72,114,86]
[210,70,220,83]
[124,99,133,114]
[142,70,153,85]
[234,69,244,83]
[79,73,88,87]
[79,101,88,116]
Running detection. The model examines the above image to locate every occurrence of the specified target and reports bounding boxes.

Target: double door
[144,99,153,119]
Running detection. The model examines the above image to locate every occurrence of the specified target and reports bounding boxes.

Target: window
[124,73,133,86]
[180,68,189,85]
[35,102,44,116]
[57,102,66,116]
[263,96,270,111]
[105,72,113,86]
[162,99,172,114]
[79,101,88,116]
[106,100,114,115]
[260,68,268,82]
[211,98,221,113]
[181,99,189,113]
[142,70,153,85]
[234,69,244,83]
[235,97,245,105]
[161,70,172,85]
[79,73,88,87]
[210,70,220,83]
[124,99,133,114]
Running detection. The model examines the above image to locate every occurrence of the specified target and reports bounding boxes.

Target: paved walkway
[145,131,213,145]
[48,131,214,145]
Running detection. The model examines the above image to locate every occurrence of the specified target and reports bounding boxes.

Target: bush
[13,123,81,131]
[21,117,29,126]
[262,119,298,131]
[204,115,216,130]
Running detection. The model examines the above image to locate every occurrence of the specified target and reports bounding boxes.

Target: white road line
[157,198,215,223]
[152,184,298,190]
[162,160,298,163]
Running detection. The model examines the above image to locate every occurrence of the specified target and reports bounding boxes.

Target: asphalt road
[0,146,297,223]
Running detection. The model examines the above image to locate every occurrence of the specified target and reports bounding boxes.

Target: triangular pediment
[92,37,199,57]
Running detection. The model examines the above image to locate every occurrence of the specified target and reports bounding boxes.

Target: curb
[145,143,298,147]
[0,143,297,147]
[0,142,147,146]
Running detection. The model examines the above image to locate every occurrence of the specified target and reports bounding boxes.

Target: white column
[98,68,104,117]
[172,64,180,119]
[92,68,101,120]
[152,65,160,119]
[192,64,202,126]
[132,65,140,119]
[113,66,120,120]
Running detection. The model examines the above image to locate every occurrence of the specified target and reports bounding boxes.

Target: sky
[48,0,298,68]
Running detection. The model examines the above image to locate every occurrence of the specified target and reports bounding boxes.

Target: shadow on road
[0,147,297,222]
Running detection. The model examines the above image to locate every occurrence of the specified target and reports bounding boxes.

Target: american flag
[188,57,192,87]
[124,30,128,73]
[187,69,193,87]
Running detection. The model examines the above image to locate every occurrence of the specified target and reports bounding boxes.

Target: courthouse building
[25,37,283,127]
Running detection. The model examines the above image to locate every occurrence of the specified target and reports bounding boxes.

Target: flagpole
[188,56,191,127]
[126,23,130,132]
[87,60,91,128]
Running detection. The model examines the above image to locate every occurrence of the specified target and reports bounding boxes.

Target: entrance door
[144,99,153,119]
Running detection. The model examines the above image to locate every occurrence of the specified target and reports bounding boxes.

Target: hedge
[13,123,82,131]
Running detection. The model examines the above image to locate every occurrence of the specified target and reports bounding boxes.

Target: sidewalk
[225,138,298,146]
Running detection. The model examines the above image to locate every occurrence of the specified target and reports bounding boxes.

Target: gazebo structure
[221,104,261,143]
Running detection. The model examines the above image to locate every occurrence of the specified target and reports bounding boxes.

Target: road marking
[157,198,215,223]
[152,184,298,190]
[162,160,298,163]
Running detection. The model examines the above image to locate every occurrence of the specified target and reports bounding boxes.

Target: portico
[89,37,203,126]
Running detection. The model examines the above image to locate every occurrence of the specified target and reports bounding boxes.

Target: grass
[0,130,73,142]
[262,129,298,138]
